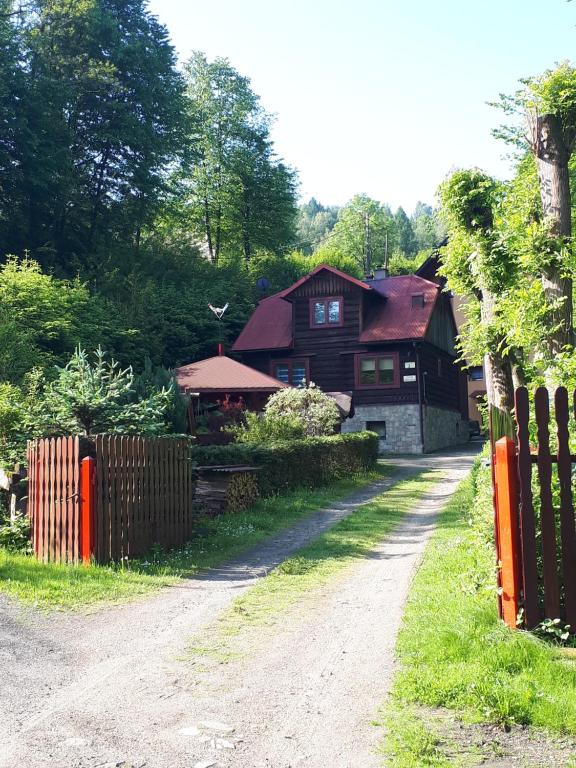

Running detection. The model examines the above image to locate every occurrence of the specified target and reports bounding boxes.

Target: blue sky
[148,0,575,213]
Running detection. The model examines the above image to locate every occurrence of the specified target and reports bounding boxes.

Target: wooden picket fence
[28,435,196,564]
[494,386,576,630]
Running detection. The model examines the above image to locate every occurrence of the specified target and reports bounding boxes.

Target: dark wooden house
[232,264,468,453]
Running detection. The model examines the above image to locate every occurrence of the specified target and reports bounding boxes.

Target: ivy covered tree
[439,169,520,412]
[495,62,576,356]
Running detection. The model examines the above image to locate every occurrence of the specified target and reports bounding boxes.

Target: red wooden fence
[27,437,82,563]
[494,387,576,630]
[27,435,196,564]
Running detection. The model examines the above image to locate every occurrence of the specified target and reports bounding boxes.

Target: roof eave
[182,386,286,394]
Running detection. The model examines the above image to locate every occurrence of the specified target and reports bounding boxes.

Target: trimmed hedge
[191,431,379,497]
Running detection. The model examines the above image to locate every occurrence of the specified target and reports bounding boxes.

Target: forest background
[2,0,576,457]
[0,0,442,388]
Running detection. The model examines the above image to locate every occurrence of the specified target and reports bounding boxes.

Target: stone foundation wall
[342,403,469,454]
[423,405,469,452]
[341,404,423,454]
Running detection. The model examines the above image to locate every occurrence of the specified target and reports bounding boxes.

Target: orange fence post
[80,456,96,565]
[494,437,522,629]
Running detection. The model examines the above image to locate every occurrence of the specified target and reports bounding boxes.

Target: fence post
[494,436,522,629]
[80,456,96,565]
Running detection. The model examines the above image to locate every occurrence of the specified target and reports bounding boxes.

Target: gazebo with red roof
[175,355,286,434]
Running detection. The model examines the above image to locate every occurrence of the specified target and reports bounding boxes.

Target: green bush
[192,431,379,496]
[228,411,305,444]
[0,514,31,553]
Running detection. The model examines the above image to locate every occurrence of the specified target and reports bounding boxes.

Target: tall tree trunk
[242,182,251,261]
[480,285,515,412]
[531,112,574,353]
[203,195,215,263]
[88,142,112,249]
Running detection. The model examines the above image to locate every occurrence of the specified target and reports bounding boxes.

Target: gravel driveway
[0,444,479,768]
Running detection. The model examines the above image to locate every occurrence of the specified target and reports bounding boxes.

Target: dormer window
[411,294,425,308]
[310,297,343,328]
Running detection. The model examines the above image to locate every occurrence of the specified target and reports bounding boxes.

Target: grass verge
[0,468,384,611]
[380,459,576,767]
[189,470,440,664]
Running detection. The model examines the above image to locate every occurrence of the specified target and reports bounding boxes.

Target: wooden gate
[27,437,82,563]
[27,435,196,564]
[494,386,576,630]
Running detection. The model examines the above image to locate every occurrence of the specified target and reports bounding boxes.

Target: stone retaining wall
[342,404,423,454]
[423,404,469,452]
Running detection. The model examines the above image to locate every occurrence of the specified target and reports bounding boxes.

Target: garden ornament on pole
[208,302,229,356]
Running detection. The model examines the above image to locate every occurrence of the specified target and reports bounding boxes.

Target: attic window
[411,294,425,308]
[310,297,343,328]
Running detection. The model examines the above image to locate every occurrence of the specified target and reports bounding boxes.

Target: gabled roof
[360,275,440,343]
[232,265,372,353]
[277,263,373,298]
[175,356,287,393]
[231,268,442,353]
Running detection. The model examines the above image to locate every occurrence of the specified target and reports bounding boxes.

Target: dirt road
[0,445,478,768]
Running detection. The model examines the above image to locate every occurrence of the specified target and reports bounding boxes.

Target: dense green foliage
[228,411,306,444]
[28,347,178,436]
[439,62,576,403]
[298,194,444,276]
[0,347,186,468]
[0,2,300,388]
[191,431,378,497]
[1,0,184,277]
[172,53,298,265]
[229,385,342,443]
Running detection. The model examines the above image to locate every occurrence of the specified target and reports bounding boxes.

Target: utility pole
[384,230,389,271]
[364,212,372,275]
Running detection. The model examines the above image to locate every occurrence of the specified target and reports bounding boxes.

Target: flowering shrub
[264,383,340,437]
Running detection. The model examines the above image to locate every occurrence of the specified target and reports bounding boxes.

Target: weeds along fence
[493,387,576,631]
[27,435,196,564]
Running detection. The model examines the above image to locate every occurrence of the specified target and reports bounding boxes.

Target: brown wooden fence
[28,435,196,564]
[494,386,576,630]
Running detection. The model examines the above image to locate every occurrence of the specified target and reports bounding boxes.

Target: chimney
[374,266,389,280]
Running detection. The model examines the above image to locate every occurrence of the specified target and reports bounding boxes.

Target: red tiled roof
[175,356,287,393]
[359,275,440,343]
[232,292,293,352]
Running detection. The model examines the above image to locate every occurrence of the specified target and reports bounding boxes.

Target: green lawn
[381,460,576,767]
[189,470,439,663]
[0,468,384,611]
